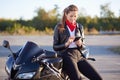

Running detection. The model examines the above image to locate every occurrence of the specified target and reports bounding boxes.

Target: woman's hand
[75,39,83,47]
[65,36,75,47]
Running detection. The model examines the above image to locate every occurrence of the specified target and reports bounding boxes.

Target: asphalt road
[0,35,120,80]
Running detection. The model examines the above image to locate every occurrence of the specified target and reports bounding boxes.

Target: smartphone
[74,36,81,42]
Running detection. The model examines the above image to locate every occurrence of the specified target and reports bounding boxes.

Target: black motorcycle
[3,40,69,80]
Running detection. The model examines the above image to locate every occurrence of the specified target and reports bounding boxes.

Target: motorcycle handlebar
[32,52,57,62]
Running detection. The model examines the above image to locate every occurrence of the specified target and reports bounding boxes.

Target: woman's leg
[62,49,83,80]
[63,56,82,80]
[77,59,102,80]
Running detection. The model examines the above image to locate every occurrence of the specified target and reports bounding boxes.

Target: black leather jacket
[53,23,85,53]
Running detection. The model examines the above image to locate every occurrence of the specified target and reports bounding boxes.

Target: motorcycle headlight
[17,72,36,79]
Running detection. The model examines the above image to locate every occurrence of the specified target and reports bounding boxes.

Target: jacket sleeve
[79,24,86,49]
[53,25,68,51]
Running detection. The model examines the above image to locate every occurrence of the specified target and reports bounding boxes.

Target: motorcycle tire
[39,67,61,80]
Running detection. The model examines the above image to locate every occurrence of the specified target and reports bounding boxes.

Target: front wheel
[39,67,70,80]
[40,67,62,80]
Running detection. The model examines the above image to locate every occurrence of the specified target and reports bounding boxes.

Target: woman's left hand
[75,39,82,47]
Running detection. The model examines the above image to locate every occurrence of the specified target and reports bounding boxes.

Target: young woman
[53,4,102,80]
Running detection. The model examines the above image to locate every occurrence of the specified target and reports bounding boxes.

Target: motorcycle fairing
[5,56,14,75]
[15,62,40,78]
[15,41,44,65]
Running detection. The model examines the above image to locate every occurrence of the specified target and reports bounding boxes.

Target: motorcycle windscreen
[15,41,44,65]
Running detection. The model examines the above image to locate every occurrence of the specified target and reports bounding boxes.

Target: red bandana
[66,20,76,31]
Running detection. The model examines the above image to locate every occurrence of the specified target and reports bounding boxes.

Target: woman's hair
[58,4,78,32]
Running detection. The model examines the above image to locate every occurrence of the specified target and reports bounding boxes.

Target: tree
[32,5,59,30]
[100,3,115,18]
[0,19,14,31]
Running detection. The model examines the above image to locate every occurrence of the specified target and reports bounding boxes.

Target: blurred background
[0,0,120,35]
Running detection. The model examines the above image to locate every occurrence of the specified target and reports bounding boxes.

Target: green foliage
[100,3,115,18]
[6,23,37,35]
[32,7,59,30]
[0,19,14,31]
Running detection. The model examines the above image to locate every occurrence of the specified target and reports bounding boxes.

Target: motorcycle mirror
[3,40,15,59]
[3,40,10,49]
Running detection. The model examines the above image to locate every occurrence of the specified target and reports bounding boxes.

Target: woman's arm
[77,24,86,49]
[53,25,68,51]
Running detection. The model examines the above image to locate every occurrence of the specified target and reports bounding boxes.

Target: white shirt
[67,25,77,48]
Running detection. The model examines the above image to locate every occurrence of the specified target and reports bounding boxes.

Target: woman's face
[66,11,78,24]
